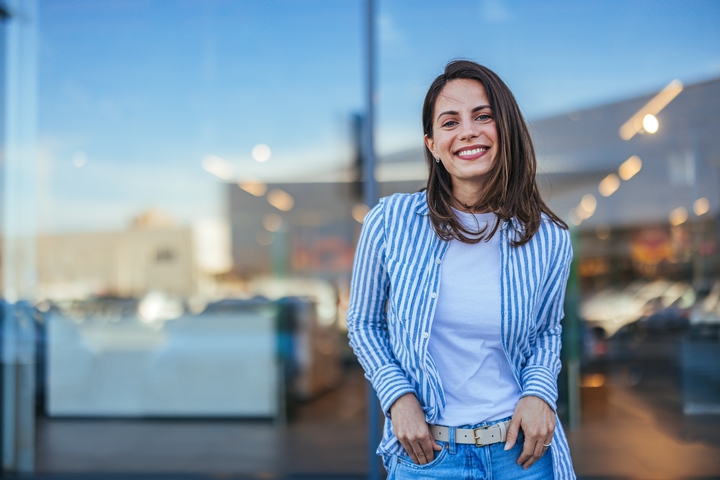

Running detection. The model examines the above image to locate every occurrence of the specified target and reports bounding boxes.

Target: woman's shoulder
[380,190,427,209]
[516,213,571,254]
[509,214,569,242]
[370,191,429,219]
[538,213,568,231]
[536,213,572,257]
[363,191,427,231]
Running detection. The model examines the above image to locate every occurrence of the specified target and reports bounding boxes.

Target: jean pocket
[396,445,448,470]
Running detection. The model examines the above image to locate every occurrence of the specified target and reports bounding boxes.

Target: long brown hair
[423,60,567,246]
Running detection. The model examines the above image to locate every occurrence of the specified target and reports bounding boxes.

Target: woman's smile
[455,144,491,160]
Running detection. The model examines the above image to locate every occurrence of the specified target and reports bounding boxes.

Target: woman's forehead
[436,79,489,109]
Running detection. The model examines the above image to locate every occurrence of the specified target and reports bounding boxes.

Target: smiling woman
[346,60,575,480]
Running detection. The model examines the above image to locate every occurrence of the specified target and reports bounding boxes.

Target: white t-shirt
[427,210,521,427]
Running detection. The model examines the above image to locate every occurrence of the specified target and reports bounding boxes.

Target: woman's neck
[451,180,489,213]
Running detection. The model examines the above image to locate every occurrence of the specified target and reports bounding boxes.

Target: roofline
[533,75,720,124]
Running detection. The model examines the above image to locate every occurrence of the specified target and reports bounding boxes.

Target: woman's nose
[458,119,479,140]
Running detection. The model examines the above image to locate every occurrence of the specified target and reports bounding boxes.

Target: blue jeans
[383,417,554,480]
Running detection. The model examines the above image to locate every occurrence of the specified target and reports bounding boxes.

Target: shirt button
[430,292,437,298]
[422,332,429,339]
[436,258,442,265]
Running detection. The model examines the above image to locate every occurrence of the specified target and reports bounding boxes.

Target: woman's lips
[455,145,489,160]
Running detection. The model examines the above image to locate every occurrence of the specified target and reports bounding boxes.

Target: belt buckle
[473,425,490,447]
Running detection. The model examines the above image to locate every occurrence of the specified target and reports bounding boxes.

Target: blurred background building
[1,0,719,478]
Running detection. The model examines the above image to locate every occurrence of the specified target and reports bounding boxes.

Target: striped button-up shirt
[347,191,575,479]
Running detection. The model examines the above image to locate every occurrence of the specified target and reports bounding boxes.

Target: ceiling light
[669,207,688,226]
[642,114,659,134]
[252,144,272,162]
[238,180,267,196]
[693,197,709,216]
[262,213,282,232]
[568,209,582,226]
[352,204,370,223]
[267,189,294,211]
[619,79,682,140]
[599,174,620,197]
[581,194,597,213]
[202,155,234,180]
[618,155,642,180]
[596,223,610,240]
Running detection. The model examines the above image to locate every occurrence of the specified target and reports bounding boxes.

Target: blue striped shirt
[347,191,576,479]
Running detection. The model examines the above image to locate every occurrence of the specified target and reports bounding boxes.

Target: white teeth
[458,147,487,155]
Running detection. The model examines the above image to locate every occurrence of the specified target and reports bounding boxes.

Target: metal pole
[363,1,381,479]
[362,0,377,210]
[1,0,39,473]
[562,226,581,431]
[366,383,381,480]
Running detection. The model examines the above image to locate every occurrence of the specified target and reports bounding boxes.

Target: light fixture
[262,213,282,232]
[618,155,642,180]
[619,79,682,140]
[252,144,272,162]
[642,114,659,134]
[693,197,709,216]
[669,207,688,226]
[267,189,294,211]
[599,174,620,197]
[596,223,610,240]
[577,194,596,220]
[202,155,235,180]
[581,194,597,214]
[568,209,582,226]
[238,180,267,197]
[352,203,370,223]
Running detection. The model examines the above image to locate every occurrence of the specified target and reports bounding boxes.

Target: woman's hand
[504,395,556,469]
[389,393,442,465]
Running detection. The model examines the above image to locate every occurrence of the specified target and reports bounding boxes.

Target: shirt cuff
[520,365,558,412]
[370,363,417,417]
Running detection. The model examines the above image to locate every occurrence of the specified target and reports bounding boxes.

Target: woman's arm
[346,200,416,416]
[521,226,573,411]
[506,226,573,468]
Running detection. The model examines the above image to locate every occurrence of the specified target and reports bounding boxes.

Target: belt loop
[448,426,457,455]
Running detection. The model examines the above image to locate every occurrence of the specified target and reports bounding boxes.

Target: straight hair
[423,60,567,246]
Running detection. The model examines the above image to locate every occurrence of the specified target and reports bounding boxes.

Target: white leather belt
[430,420,510,446]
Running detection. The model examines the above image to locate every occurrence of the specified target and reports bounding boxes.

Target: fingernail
[504,442,511,450]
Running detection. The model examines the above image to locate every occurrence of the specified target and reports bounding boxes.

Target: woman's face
[424,79,498,195]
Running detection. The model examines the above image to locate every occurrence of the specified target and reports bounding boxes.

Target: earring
[434,156,440,163]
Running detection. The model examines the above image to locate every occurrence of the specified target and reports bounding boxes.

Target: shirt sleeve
[346,199,416,416]
[520,226,573,412]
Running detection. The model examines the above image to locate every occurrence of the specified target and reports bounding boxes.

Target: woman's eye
[476,114,492,122]
[441,120,458,127]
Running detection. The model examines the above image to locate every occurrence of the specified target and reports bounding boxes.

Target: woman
[347,60,575,479]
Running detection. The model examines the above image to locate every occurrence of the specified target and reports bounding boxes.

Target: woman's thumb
[504,418,520,450]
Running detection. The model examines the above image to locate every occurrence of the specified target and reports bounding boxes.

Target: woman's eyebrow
[436,109,458,120]
[436,104,492,120]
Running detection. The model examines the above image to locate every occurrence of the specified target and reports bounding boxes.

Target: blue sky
[37,0,720,232]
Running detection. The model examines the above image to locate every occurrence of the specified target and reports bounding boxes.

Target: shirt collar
[414,194,431,216]
[417,192,521,231]
[415,192,528,243]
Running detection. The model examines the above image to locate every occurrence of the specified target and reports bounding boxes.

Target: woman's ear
[424,134,436,158]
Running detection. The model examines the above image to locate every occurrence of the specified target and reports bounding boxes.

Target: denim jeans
[383,417,554,480]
